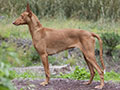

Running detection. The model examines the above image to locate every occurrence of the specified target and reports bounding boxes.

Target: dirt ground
[12,78,120,90]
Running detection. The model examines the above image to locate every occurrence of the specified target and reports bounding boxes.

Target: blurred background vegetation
[0,0,120,89]
[1,0,120,21]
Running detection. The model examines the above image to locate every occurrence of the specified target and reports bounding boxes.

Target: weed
[10,70,44,79]
[101,32,120,56]
[58,66,120,82]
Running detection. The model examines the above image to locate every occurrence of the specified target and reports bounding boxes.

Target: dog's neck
[28,13,42,38]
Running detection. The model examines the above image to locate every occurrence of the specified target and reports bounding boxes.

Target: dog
[13,4,105,89]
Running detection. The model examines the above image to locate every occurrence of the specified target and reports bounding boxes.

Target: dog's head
[13,4,32,26]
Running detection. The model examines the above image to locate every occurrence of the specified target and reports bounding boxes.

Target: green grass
[10,66,120,82]
[0,24,29,39]
[1,18,120,39]
[116,45,120,50]
[57,66,120,82]
[10,70,44,79]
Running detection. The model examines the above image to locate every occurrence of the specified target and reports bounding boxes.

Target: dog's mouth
[13,22,27,26]
[13,22,18,26]
[13,22,22,26]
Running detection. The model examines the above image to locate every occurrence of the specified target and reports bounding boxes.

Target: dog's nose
[12,21,16,25]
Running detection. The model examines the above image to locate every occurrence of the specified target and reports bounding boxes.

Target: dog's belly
[46,41,79,55]
[46,40,75,55]
[46,42,69,55]
[46,48,64,55]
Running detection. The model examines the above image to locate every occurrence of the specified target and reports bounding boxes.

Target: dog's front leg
[40,53,50,86]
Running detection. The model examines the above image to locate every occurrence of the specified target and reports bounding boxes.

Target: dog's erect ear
[26,3,31,12]
[26,3,32,17]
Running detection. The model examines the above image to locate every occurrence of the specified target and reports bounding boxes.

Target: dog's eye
[21,15,24,19]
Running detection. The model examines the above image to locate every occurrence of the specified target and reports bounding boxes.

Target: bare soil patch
[12,78,120,90]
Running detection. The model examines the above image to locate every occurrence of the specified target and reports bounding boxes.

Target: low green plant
[0,62,14,90]
[59,66,90,80]
[0,42,20,65]
[48,56,57,65]
[101,32,120,56]
[0,42,18,90]
[73,66,90,80]
[64,50,68,58]
[65,58,77,66]
[28,47,40,62]
[94,70,120,81]
[0,62,15,90]
[11,70,43,79]
[104,71,120,81]
[58,66,120,82]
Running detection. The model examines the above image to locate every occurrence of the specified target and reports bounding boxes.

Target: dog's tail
[92,33,105,73]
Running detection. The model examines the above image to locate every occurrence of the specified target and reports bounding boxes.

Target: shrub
[101,32,120,56]
[0,62,15,90]
[29,47,40,62]
[0,43,15,90]
[73,66,90,80]
[59,66,90,80]
[65,58,77,66]
[0,42,20,66]
[11,70,40,79]
[1,0,120,21]
[58,66,120,81]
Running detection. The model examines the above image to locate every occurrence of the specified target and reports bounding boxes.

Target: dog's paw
[95,85,103,89]
[40,81,48,86]
[83,81,91,85]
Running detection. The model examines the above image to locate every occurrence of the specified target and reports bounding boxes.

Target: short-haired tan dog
[13,4,105,89]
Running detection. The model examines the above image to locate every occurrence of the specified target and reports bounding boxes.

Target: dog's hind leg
[84,53,104,89]
[78,39,104,89]
[83,54,95,85]
[76,43,95,85]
